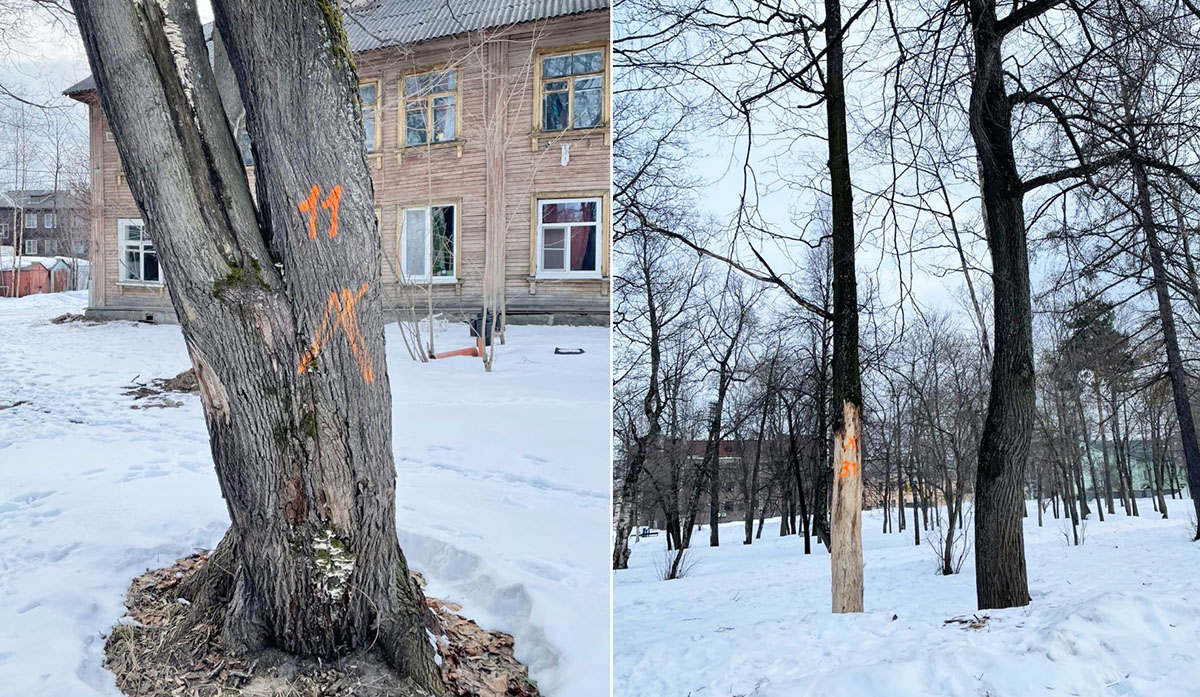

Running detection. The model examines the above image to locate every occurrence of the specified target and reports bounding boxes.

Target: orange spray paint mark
[297,282,375,383]
[298,184,344,239]
[321,185,343,238]
[299,185,320,239]
[838,460,859,479]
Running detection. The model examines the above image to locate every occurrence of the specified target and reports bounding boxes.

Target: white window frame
[43,239,57,256]
[359,79,381,153]
[536,197,602,280]
[118,218,163,286]
[23,239,36,255]
[44,213,55,229]
[398,203,458,285]
[24,213,36,229]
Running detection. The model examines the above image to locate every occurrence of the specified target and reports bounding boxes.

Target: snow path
[0,291,610,697]
[616,502,1200,697]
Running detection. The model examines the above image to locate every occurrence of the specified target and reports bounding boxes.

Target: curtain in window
[569,226,595,270]
[403,209,428,278]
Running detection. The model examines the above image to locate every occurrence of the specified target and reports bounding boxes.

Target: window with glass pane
[44,214,55,228]
[24,213,36,228]
[359,81,379,151]
[538,198,600,277]
[404,70,458,146]
[540,49,604,131]
[400,204,456,282]
[119,219,160,284]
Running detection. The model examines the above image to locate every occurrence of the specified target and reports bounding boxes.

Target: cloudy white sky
[0,1,215,185]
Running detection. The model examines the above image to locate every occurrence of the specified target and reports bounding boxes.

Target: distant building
[64,0,611,325]
[0,190,90,259]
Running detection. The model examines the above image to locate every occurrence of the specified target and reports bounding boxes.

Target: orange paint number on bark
[298,184,344,239]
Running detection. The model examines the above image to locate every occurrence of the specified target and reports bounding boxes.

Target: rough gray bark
[965,0,1032,610]
[70,0,442,690]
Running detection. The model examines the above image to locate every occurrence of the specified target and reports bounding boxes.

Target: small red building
[1,256,71,297]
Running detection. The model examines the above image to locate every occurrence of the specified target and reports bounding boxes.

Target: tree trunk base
[104,536,539,697]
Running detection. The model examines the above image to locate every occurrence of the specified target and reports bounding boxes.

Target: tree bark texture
[966,0,1032,610]
[70,0,442,689]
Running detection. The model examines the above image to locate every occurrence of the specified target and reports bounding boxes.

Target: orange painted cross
[297,282,374,383]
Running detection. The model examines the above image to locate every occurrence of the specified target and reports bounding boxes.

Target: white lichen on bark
[313,527,357,601]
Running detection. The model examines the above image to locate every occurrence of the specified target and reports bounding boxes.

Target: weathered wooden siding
[83,10,610,323]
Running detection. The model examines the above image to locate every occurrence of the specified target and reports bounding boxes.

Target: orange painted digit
[321,185,343,238]
[838,460,859,478]
[299,185,320,239]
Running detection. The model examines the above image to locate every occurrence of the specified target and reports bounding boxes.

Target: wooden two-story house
[64,0,610,324]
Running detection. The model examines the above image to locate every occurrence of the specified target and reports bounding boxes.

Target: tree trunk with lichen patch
[69,0,443,691]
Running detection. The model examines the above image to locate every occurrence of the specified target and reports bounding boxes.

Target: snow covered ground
[616,500,1200,697]
[0,291,610,697]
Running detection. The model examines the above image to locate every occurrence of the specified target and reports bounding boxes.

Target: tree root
[105,539,541,697]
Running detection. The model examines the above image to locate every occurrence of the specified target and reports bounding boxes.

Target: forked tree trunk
[965,0,1032,610]
[825,0,864,615]
[70,0,442,689]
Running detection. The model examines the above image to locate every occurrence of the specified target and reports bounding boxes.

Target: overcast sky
[0,1,216,186]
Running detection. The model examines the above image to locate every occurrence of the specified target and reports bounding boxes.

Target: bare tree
[69,0,443,687]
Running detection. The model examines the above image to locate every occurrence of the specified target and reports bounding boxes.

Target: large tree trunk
[966,0,1032,610]
[825,0,864,615]
[70,0,442,689]
[1134,156,1200,528]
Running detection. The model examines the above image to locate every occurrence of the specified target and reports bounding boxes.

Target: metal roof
[344,0,608,51]
[65,0,608,96]
[1,190,81,211]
